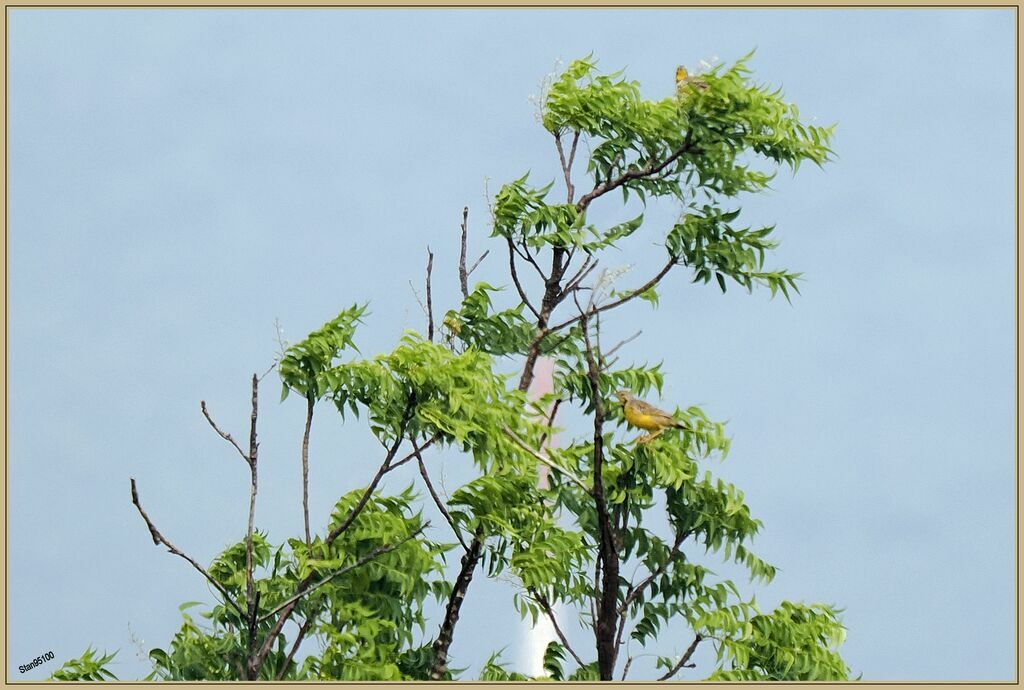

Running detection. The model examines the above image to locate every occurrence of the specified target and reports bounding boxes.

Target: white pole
[521,356,559,677]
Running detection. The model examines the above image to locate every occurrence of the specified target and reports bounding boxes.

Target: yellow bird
[675,65,709,96]
[615,390,691,443]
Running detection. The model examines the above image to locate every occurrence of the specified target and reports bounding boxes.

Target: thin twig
[259,524,429,623]
[507,238,540,318]
[548,256,677,334]
[200,401,249,464]
[536,397,563,449]
[620,656,633,681]
[657,634,703,681]
[503,427,590,493]
[530,588,586,668]
[388,432,441,471]
[300,395,313,547]
[563,255,599,295]
[276,614,317,680]
[512,241,548,281]
[129,478,245,620]
[244,373,260,678]
[459,207,470,298]
[603,330,642,361]
[555,131,575,203]
[414,439,469,552]
[619,530,690,616]
[467,250,490,277]
[325,403,415,545]
[426,247,435,342]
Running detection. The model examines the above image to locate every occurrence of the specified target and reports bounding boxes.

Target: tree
[62,53,848,681]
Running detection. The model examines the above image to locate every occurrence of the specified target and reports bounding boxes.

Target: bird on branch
[675,65,709,98]
[615,390,692,444]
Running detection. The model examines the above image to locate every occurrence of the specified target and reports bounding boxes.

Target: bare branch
[567,130,580,189]
[426,247,435,342]
[244,373,260,678]
[563,255,599,295]
[536,397,563,449]
[657,634,703,681]
[259,523,429,624]
[529,588,586,668]
[200,401,249,465]
[507,238,540,319]
[603,330,642,362]
[276,614,317,680]
[459,207,470,298]
[325,403,415,545]
[512,241,548,282]
[129,478,245,620]
[620,655,633,681]
[548,256,677,334]
[388,432,440,471]
[300,395,313,547]
[467,250,490,277]
[414,439,469,552]
[554,131,576,203]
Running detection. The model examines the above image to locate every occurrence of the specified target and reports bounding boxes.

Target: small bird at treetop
[675,65,709,96]
[615,390,692,443]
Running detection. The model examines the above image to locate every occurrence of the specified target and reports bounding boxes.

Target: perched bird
[615,390,691,443]
[675,65,709,97]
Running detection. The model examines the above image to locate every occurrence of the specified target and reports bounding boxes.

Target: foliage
[48,648,118,681]
[102,53,847,683]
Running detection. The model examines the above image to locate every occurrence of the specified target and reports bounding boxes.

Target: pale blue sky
[8,8,1016,682]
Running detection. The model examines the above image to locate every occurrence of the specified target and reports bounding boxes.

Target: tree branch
[507,238,540,319]
[426,247,435,342]
[430,528,484,680]
[530,588,586,668]
[244,373,260,679]
[536,397,563,449]
[619,529,690,616]
[582,310,619,681]
[575,130,697,213]
[467,250,490,277]
[200,401,249,464]
[276,614,317,680]
[459,207,470,298]
[548,256,678,334]
[555,131,577,203]
[324,402,415,546]
[129,478,245,621]
[300,395,313,548]
[657,634,703,681]
[414,439,469,552]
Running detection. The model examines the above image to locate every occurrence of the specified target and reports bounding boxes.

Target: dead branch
[426,247,435,342]
[129,478,245,620]
[657,634,703,681]
[200,401,249,465]
[459,207,470,298]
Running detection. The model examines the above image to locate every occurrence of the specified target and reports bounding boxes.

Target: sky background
[7,7,1016,682]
